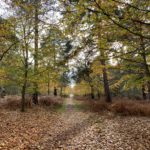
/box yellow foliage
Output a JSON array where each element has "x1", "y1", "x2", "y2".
[
  {"x1": 91, "y1": 60, "x2": 103, "y2": 75},
  {"x1": 73, "y1": 80, "x2": 91, "y2": 95},
  {"x1": 0, "y1": 68, "x2": 7, "y2": 85}
]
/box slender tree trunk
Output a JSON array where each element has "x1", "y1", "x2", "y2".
[
  {"x1": 90, "y1": 85, "x2": 95, "y2": 99},
  {"x1": 97, "y1": 90, "x2": 101, "y2": 99},
  {"x1": 54, "y1": 87, "x2": 57, "y2": 96},
  {"x1": 21, "y1": 25, "x2": 29, "y2": 112},
  {"x1": 47, "y1": 81, "x2": 50, "y2": 95},
  {"x1": 140, "y1": 36, "x2": 150, "y2": 100},
  {"x1": 147, "y1": 83, "x2": 150, "y2": 100},
  {"x1": 141, "y1": 52, "x2": 150, "y2": 100},
  {"x1": 21, "y1": 55, "x2": 28, "y2": 112},
  {"x1": 100, "y1": 59, "x2": 112, "y2": 103},
  {"x1": 47, "y1": 71, "x2": 50, "y2": 95},
  {"x1": 21, "y1": 85, "x2": 25, "y2": 112},
  {"x1": 21, "y1": 73, "x2": 27, "y2": 112},
  {"x1": 98, "y1": 17, "x2": 112, "y2": 103},
  {"x1": 142, "y1": 85, "x2": 146, "y2": 100},
  {"x1": 32, "y1": 3, "x2": 39, "y2": 104}
]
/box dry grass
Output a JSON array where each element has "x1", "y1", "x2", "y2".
[
  {"x1": 0, "y1": 96, "x2": 32, "y2": 110},
  {"x1": 0, "y1": 95, "x2": 63, "y2": 111},
  {"x1": 110, "y1": 100, "x2": 150, "y2": 117},
  {"x1": 77, "y1": 97, "x2": 150, "y2": 117},
  {"x1": 1, "y1": 95, "x2": 150, "y2": 116},
  {"x1": 39, "y1": 96, "x2": 63, "y2": 108},
  {"x1": 86, "y1": 100, "x2": 108, "y2": 112}
]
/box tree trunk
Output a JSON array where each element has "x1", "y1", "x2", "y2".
[
  {"x1": 47, "y1": 71, "x2": 50, "y2": 95},
  {"x1": 21, "y1": 59, "x2": 28, "y2": 112},
  {"x1": 90, "y1": 85, "x2": 95, "y2": 99},
  {"x1": 32, "y1": 92, "x2": 38, "y2": 104},
  {"x1": 142, "y1": 85, "x2": 146, "y2": 100},
  {"x1": 54, "y1": 87, "x2": 57, "y2": 96},
  {"x1": 32, "y1": 3, "x2": 39, "y2": 104},
  {"x1": 21, "y1": 84, "x2": 26, "y2": 112},
  {"x1": 21, "y1": 24, "x2": 29, "y2": 112},
  {"x1": 47, "y1": 82, "x2": 50, "y2": 95},
  {"x1": 141, "y1": 52, "x2": 150, "y2": 100},
  {"x1": 21, "y1": 53, "x2": 28, "y2": 112},
  {"x1": 140, "y1": 36, "x2": 150, "y2": 100},
  {"x1": 97, "y1": 90, "x2": 101, "y2": 99},
  {"x1": 147, "y1": 82, "x2": 150, "y2": 100},
  {"x1": 101, "y1": 59, "x2": 112, "y2": 103},
  {"x1": 98, "y1": 20, "x2": 112, "y2": 103}
]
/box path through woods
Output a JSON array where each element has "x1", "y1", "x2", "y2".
[{"x1": 0, "y1": 98, "x2": 150, "y2": 149}]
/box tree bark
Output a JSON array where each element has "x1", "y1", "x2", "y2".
[
  {"x1": 100, "y1": 59, "x2": 112, "y2": 103},
  {"x1": 97, "y1": 90, "x2": 101, "y2": 99},
  {"x1": 54, "y1": 87, "x2": 57, "y2": 96},
  {"x1": 98, "y1": 16, "x2": 112, "y2": 103},
  {"x1": 21, "y1": 25, "x2": 29, "y2": 112},
  {"x1": 47, "y1": 82, "x2": 50, "y2": 95},
  {"x1": 47, "y1": 71, "x2": 50, "y2": 95},
  {"x1": 141, "y1": 52, "x2": 150, "y2": 100},
  {"x1": 140, "y1": 36, "x2": 150, "y2": 100},
  {"x1": 21, "y1": 55, "x2": 28, "y2": 112},
  {"x1": 32, "y1": 3, "x2": 39, "y2": 104},
  {"x1": 21, "y1": 82, "x2": 26, "y2": 112},
  {"x1": 90, "y1": 85, "x2": 95, "y2": 99},
  {"x1": 142, "y1": 85, "x2": 146, "y2": 100}
]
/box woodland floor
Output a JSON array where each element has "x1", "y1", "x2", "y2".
[{"x1": 0, "y1": 98, "x2": 150, "y2": 150}]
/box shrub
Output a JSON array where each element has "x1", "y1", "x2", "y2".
[
  {"x1": 89, "y1": 101, "x2": 108, "y2": 112},
  {"x1": 110, "y1": 100, "x2": 150, "y2": 117},
  {"x1": 79, "y1": 97, "x2": 150, "y2": 117},
  {"x1": 39, "y1": 96, "x2": 63, "y2": 108},
  {"x1": 1, "y1": 96, "x2": 32, "y2": 110},
  {"x1": 0, "y1": 96, "x2": 63, "y2": 110},
  {"x1": 77, "y1": 99, "x2": 109, "y2": 112}
]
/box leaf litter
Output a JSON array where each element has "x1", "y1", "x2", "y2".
[{"x1": 0, "y1": 98, "x2": 150, "y2": 150}]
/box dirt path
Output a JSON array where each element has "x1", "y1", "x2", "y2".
[
  {"x1": 32, "y1": 98, "x2": 150, "y2": 150},
  {"x1": 39, "y1": 98, "x2": 97, "y2": 149},
  {"x1": 0, "y1": 98, "x2": 150, "y2": 150}
]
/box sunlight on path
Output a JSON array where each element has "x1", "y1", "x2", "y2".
[
  {"x1": 65, "y1": 98, "x2": 74, "y2": 107},
  {"x1": 64, "y1": 97, "x2": 75, "y2": 111}
]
